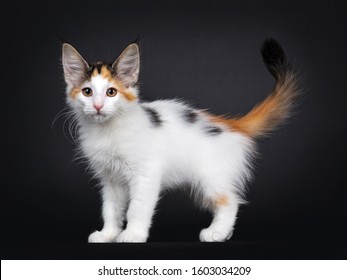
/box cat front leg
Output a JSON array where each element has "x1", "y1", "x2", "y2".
[
  {"x1": 88, "y1": 181, "x2": 127, "y2": 243},
  {"x1": 116, "y1": 174, "x2": 161, "y2": 243}
]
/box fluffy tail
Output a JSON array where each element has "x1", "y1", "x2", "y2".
[{"x1": 210, "y1": 38, "x2": 301, "y2": 138}]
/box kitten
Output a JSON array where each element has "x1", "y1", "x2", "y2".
[{"x1": 61, "y1": 38, "x2": 300, "y2": 242}]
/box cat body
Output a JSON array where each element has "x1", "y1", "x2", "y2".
[{"x1": 61, "y1": 39, "x2": 299, "y2": 242}]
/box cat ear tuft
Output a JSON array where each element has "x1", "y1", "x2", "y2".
[
  {"x1": 62, "y1": 43, "x2": 89, "y2": 87},
  {"x1": 112, "y1": 43, "x2": 140, "y2": 87}
]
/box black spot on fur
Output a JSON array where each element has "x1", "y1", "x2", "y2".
[
  {"x1": 143, "y1": 106, "x2": 162, "y2": 127},
  {"x1": 183, "y1": 109, "x2": 198, "y2": 123},
  {"x1": 86, "y1": 62, "x2": 114, "y2": 78},
  {"x1": 206, "y1": 126, "x2": 223, "y2": 136},
  {"x1": 95, "y1": 62, "x2": 103, "y2": 73},
  {"x1": 87, "y1": 65, "x2": 95, "y2": 77}
]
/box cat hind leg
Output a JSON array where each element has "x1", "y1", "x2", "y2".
[{"x1": 199, "y1": 188, "x2": 240, "y2": 242}]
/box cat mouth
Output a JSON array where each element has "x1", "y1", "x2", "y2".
[
  {"x1": 92, "y1": 112, "x2": 111, "y2": 122},
  {"x1": 92, "y1": 110, "x2": 106, "y2": 116},
  {"x1": 93, "y1": 114, "x2": 106, "y2": 121},
  {"x1": 83, "y1": 109, "x2": 111, "y2": 122}
]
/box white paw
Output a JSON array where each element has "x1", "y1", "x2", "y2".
[
  {"x1": 199, "y1": 228, "x2": 233, "y2": 242},
  {"x1": 88, "y1": 230, "x2": 119, "y2": 243},
  {"x1": 116, "y1": 229, "x2": 148, "y2": 243}
]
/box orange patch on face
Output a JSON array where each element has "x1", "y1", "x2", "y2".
[
  {"x1": 69, "y1": 87, "x2": 81, "y2": 99},
  {"x1": 119, "y1": 91, "x2": 137, "y2": 101},
  {"x1": 100, "y1": 65, "x2": 113, "y2": 81},
  {"x1": 215, "y1": 195, "x2": 229, "y2": 207},
  {"x1": 92, "y1": 67, "x2": 99, "y2": 77},
  {"x1": 111, "y1": 79, "x2": 137, "y2": 101}
]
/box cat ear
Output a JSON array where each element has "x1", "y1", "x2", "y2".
[
  {"x1": 62, "y1": 43, "x2": 89, "y2": 87},
  {"x1": 112, "y1": 43, "x2": 140, "y2": 87}
]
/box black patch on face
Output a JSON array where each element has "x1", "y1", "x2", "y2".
[
  {"x1": 86, "y1": 62, "x2": 114, "y2": 78},
  {"x1": 95, "y1": 62, "x2": 103, "y2": 74},
  {"x1": 206, "y1": 126, "x2": 223, "y2": 136},
  {"x1": 183, "y1": 109, "x2": 198, "y2": 123},
  {"x1": 143, "y1": 106, "x2": 163, "y2": 127}
]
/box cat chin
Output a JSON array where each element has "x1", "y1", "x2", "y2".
[{"x1": 88, "y1": 113, "x2": 112, "y2": 123}]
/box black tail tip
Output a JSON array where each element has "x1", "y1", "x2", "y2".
[{"x1": 261, "y1": 38, "x2": 288, "y2": 77}]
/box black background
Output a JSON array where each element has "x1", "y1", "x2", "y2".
[{"x1": 5, "y1": 0, "x2": 347, "y2": 259}]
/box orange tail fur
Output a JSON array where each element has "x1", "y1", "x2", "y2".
[{"x1": 210, "y1": 39, "x2": 301, "y2": 138}]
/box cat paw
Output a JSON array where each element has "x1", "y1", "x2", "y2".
[
  {"x1": 199, "y1": 228, "x2": 232, "y2": 242},
  {"x1": 88, "y1": 230, "x2": 119, "y2": 243},
  {"x1": 116, "y1": 229, "x2": 148, "y2": 243}
]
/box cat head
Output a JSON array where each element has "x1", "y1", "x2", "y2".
[{"x1": 62, "y1": 42, "x2": 140, "y2": 123}]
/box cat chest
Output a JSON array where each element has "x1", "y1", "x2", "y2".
[{"x1": 80, "y1": 135, "x2": 132, "y2": 176}]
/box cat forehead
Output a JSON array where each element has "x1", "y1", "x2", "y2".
[
  {"x1": 86, "y1": 62, "x2": 118, "y2": 91},
  {"x1": 87, "y1": 62, "x2": 114, "y2": 81},
  {"x1": 85, "y1": 63, "x2": 127, "y2": 92},
  {"x1": 89, "y1": 74, "x2": 111, "y2": 92}
]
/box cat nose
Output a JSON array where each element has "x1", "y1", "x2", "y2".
[{"x1": 94, "y1": 104, "x2": 103, "y2": 112}]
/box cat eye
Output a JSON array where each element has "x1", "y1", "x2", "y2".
[
  {"x1": 82, "y1": 87, "x2": 93, "y2": 97},
  {"x1": 106, "y1": 87, "x2": 117, "y2": 97}
]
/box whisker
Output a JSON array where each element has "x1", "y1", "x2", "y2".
[
  {"x1": 62, "y1": 111, "x2": 78, "y2": 144},
  {"x1": 51, "y1": 107, "x2": 70, "y2": 131}
]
